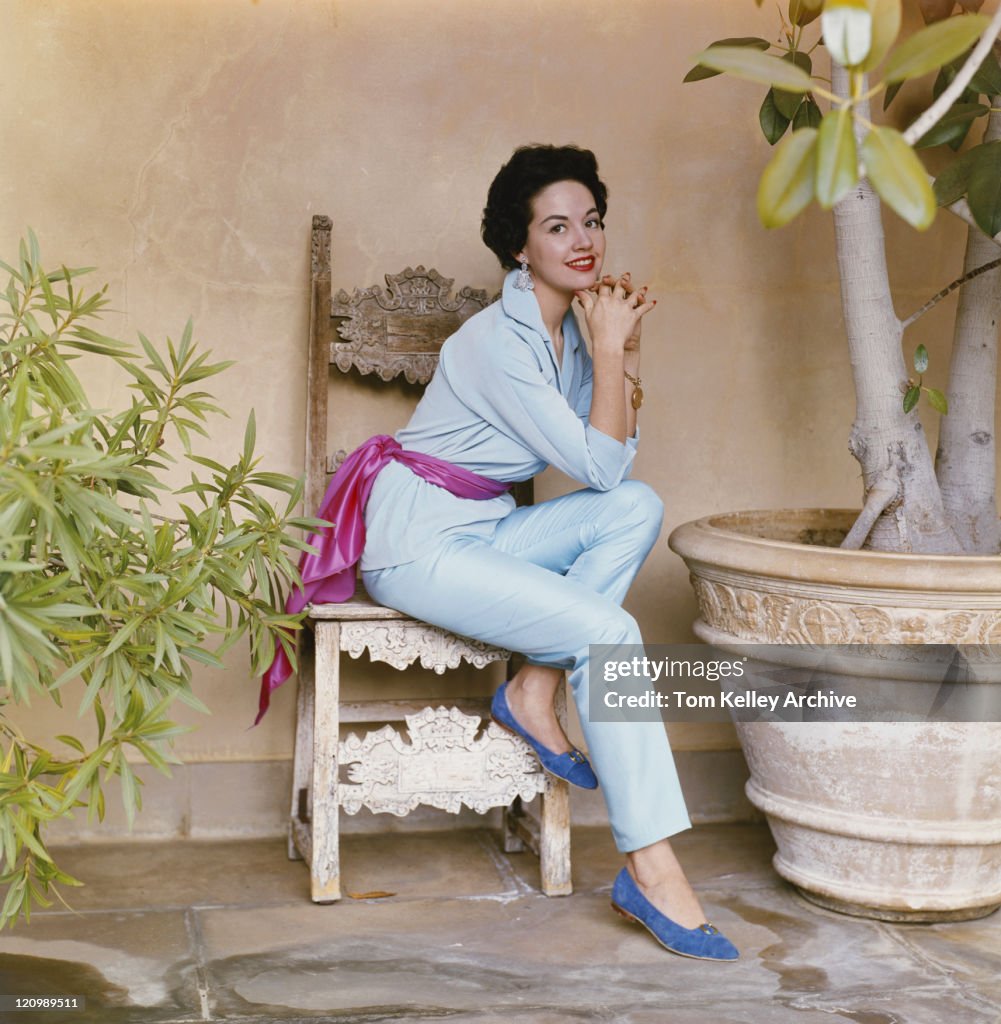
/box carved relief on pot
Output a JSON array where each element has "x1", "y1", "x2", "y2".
[{"x1": 690, "y1": 574, "x2": 1001, "y2": 646}]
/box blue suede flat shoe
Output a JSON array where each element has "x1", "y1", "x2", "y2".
[
  {"x1": 490, "y1": 682, "x2": 598, "y2": 789},
  {"x1": 611, "y1": 867, "x2": 739, "y2": 961}
]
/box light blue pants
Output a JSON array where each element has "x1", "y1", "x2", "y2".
[{"x1": 362, "y1": 480, "x2": 691, "y2": 852}]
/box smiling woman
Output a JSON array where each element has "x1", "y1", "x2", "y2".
[{"x1": 266, "y1": 144, "x2": 739, "y2": 962}]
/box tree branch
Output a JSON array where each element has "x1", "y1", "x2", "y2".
[
  {"x1": 841, "y1": 475, "x2": 900, "y2": 550},
  {"x1": 901, "y1": 254, "x2": 1001, "y2": 329},
  {"x1": 902, "y1": 8, "x2": 1001, "y2": 145}
]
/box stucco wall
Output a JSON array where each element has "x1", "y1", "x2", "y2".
[{"x1": 3, "y1": 0, "x2": 985, "y2": 837}]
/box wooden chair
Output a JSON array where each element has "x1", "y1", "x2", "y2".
[{"x1": 287, "y1": 215, "x2": 573, "y2": 902}]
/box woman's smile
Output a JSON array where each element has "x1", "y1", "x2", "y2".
[{"x1": 566, "y1": 255, "x2": 597, "y2": 272}]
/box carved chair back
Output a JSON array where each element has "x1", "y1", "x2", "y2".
[{"x1": 306, "y1": 215, "x2": 532, "y2": 525}]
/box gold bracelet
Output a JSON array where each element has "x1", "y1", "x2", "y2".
[{"x1": 624, "y1": 370, "x2": 643, "y2": 410}]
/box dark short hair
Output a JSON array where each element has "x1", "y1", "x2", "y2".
[{"x1": 481, "y1": 145, "x2": 608, "y2": 270}]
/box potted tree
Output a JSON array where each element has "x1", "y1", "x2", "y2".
[
  {"x1": 0, "y1": 236, "x2": 318, "y2": 928},
  {"x1": 668, "y1": 0, "x2": 1001, "y2": 920}
]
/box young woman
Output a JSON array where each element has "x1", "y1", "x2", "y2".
[{"x1": 267, "y1": 145, "x2": 738, "y2": 961}]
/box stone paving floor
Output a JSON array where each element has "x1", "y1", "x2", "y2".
[{"x1": 0, "y1": 823, "x2": 999, "y2": 1023}]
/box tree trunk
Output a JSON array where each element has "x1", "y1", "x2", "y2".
[
  {"x1": 935, "y1": 100, "x2": 1001, "y2": 554},
  {"x1": 832, "y1": 66, "x2": 962, "y2": 554}
]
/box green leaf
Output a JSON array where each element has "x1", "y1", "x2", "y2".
[
  {"x1": 933, "y1": 145, "x2": 981, "y2": 205},
  {"x1": 119, "y1": 759, "x2": 139, "y2": 827},
  {"x1": 861, "y1": 126, "x2": 937, "y2": 229},
  {"x1": 915, "y1": 102, "x2": 989, "y2": 149},
  {"x1": 55, "y1": 735, "x2": 87, "y2": 754},
  {"x1": 859, "y1": 0, "x2": 903, "y2": 71},
  {"x1": 243, "y1": 410, "x2": 256, "y2": 465},
  {"x1": 883, "y1": 79, "x2": 904, "y2": 110},
  {"x1": 774, "y1": 52, "x2": 812, "y2": 120},
  {"x1": 967, "y1": 141, "x2": 1001, "y2": 239},
  {"x1": 760, "y1": 90, "x2": 792, "y2": 145},
  {"x1": 903, "y1": 385, "x2": 921, "y2": 412},
  {"x1": 883, "y1": 14, "x2": 991, "y2": 83},
  {"x1": 793, "y1": 97, "x2": 823, "y2": 131},
  {"x1": 914, "y1": 343, "x2": 929, "y2": 373},
  {"x1": 693, "y1": 46, "x2": 814, "y2": 92},
  {"x1": 789, "y1": 0, "x2": 823, "y2": 27},
  {"x1": 11, "y1": 815, "x2": 51, "y2": 863},
  {"x1": 926, "y1": 387, "x2": 949, "y2": 414},
  {"x1": 772, "y1": 89, "x2": 803, "y2": 123},
  {"x1": 683, "y1": 37, "x2": 771, "y2": 82},
  {"x1": 946, "y1": 124, "x2": 973, "y2": 151},
  {"x1": 815, "y1": 106, "x2": 859, "y2": 209},
  {"x1": 968, "y1": 49, "x2": 1001, "y2": 96},
  {"x1": 757, "y1": 127, "x2": 819, "y2": 228}
]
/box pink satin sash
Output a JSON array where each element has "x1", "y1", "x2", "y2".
[{"x1": 256, "y1": 435, "x2": 510, "y2": 723}]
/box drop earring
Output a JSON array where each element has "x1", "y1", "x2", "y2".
[{"x1": 514, "y1": 260, "x2": 534, "y2": 292}]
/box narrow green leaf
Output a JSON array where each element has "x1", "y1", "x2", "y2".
[
  {"x1": 243, "y1": 410, "x2": 256, "y2": 465},
  {"x1": 693, "y1": 46, "x2": 814, "y2": 92},
  {"x1": 138, "y1": 332, "x2": 169, "y2": 378},
  {"x1": 10, "y1": 815, "x2": 52, "y2": 863},
  {"x1": 760, "y1": 90, "x2": 792, "y2": 145},
  {"x1": 926, "y1": 387, "x2": 949, "y2": 414},
  {"x1": 54, "y1": 740, "x2": 85, "y2": 765},
  {"x1": 757, "y1": 128, "x2": 819, "y2": 228},
  {"x1": 861, "y1": 126, "x2": 937, "y2": 229},
  {"x1": 933, "y1": 145, "x2": 981, "y2": 206},
  {"x1": 815, "y1": 106, "x2": 859, "y2": 209},
  {"x1": 903, "y1": 385, "x2": 921, "y2": 412},
  {"x1": 119, "y1": 760, "x2": 138, "y2": 827},
  {"x1": 883, "y1": 14, "x2": 991, "y2": 83},
  {"x1": 914, "y1": 344, "x2": 929, "y2": 373},
  {"x1": 967, "y1": 141, "x2": 1001, "y2": 239},
  {"x1": 683, "y1": 37, "x2": 771, "y2": 81}
]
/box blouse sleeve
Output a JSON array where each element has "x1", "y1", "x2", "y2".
[
  {"x1": 572, "y1": 340, "x2": 641, "y2": 459},
  {"x1": 443, "y1": 326, "x2": 635, "y2": 491}
]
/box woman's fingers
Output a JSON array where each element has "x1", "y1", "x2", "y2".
[
  {"x1": 634, "y1": 296, "x2": 657, "y2": 320},
  {"x1": 602, "y1": 273, "x2": 651, "y2": 304}
]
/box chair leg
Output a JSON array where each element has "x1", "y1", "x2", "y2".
[
  {"x1": 539, "y1": 777, "x2": 572, "y2": 896},
  {"x1": 540, "y1": 678, "x2": 572, "y2": 895},
  {"x1": 288, "y1": 624, "x2": 316, "y2": 861},
  {"x1": 502, "y1": 796, "x2": 527, "y2": 853},
  {"x1": 310, "y1": 620, "x2": 342, "y2": 902}
]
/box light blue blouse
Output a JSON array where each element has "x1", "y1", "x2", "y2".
[{"x1": 360, "y1": 268, "x2": 639, "y2": 571}]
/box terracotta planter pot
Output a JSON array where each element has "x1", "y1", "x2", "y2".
[{"x1": 668, "y1": 509, "x2": 1001, "y2": 922}]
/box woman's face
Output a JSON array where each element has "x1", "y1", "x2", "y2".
[{"x1": 516, "y1": 180, "x2": 605, "y2": 297}]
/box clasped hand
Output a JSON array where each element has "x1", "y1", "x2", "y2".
[{"x1": 575, "y1": 273, "x2": 656, "y2": 353}]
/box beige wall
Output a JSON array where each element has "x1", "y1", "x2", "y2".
[{"x1": 3, "y1": 0, "x2": 986, "y2": 834}]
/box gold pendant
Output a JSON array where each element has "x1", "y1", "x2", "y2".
[{"x1": 631, "y1": 385, "x2": 644, "y2": 410}]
